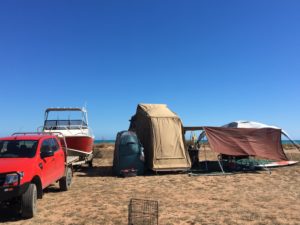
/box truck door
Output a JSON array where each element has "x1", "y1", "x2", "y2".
[
  {"x1": 39, "y1": 139, "x2": 56, "y2": 188},
  {"x1": 50, "y1": 138, "x2": 65, "y2": 180}
]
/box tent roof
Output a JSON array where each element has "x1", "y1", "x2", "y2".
[
  {"x1": 137, "y1": 104, "x2": 178, "y2": 118},
  {"x1": 222, "y1": 120, "x2": 291, "y2": 136},
  {"x1": 223, "y1": 120, "x2": 281, "y2": 129}
]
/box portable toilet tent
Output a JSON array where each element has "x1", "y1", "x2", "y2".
[
  {"x1": 129, "y1": 104, "x2": 191, "y2": 171},
  {"x1": 112, "y1": 131, "x2": 145, "y2": 176}
]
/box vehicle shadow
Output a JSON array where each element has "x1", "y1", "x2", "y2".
[
  {"x1": 0, "y1": 205, "x2": 23, "y2": 222},
  {"x1": 75, "y1": 165, "x2": 176, "y2": 177},
  {"x1": 76, "y1": 165, "x2": 113, "y2": 177},
  {"x1": 43, "y1": 184, "x2": 61, "y2": 193}
]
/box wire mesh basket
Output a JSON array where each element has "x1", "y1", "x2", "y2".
[{"x1": 128, "y1": 198, "x2": 159, "y2": 225}]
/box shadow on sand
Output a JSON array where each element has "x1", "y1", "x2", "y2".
[
  {"x1": 188, "y1": 160, "x2": 262, "y2": 175},
  {"x1": 76, "y1": 165, "x2": 113, "y2": 177},
  {"x1": 75, "y1": 160, "x2": 264, "y2": 178},
  {"x1": 76, "y1": 165, "x2": 157, "y2": 178},
  {"x1": 0, "y1": 185, "x2": 62, "y2": 222},
  {"x1": 43, "y1": 185, "x2": 62, "y2": 193},
  {"x1": 0, "y1": 204, "x2": 24, "y2": 222}
]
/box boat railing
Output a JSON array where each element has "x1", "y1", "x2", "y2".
[
  {"x1": 43, "y1": 125, "x2": 88, "y2": 130},
  {"x1": 41, "y1": 125, "x2": 92, "y2": 137}
]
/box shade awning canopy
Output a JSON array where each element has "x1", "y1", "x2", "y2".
[
  {"x1": 204, "y1": 127, "x2": 288, "y2": 161},
  {"x1": 222, "y1": 121, "x2": 300, "y2": 149}
]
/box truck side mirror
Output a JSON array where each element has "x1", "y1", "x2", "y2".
[{"x1": 40, "y1": 149, "x2": 54, "y2": 158}]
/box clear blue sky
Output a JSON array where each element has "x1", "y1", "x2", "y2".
[{"x1": 0, "y1": 1, "x2": 299, "y2": 139}]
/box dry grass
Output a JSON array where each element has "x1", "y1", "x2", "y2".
[{"x1": 1, "y1": 144, "x2": 300, "y2": 225}]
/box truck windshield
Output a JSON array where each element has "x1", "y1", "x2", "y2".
[{"x1": 0, "y1": 140, "x2": 38, "y2": 158}]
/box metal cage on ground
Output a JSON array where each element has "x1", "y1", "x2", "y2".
[{"x1": 128, "y1": 198, "x2": 158, "y2": 225}]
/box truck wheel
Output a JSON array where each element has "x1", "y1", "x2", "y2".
[
  {"x1": 59, "y1": 167, "x2": 72, "y2": 191},
  {"x1": 21, "y1": 183, "x2": 37, "y2": 218}
]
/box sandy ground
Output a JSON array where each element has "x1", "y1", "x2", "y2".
[{"x1": 1, "y1": 144, "x2": 300, "y2": 225}]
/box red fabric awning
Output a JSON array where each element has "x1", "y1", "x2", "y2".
[{"x1": 204, "y1": 127, "x2": 287, "y2": 161}]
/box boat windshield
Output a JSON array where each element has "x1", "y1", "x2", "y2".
[
  {"x1": 44, "y1": 120, "x2": 88, "y2": 130},
  {"x1": 44, "y1": 110, "x2": 88, "y2": 130},
  {"x1": 0, "y1": 140, "x2": 38, "y2": 158}
]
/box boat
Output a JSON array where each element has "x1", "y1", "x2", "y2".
[
  {"x1": 255, "y1": 160, "x2": 298, "y2": 168},
  {"x1": 42, "y1": 107, "x2": 94, "y2": 164}
]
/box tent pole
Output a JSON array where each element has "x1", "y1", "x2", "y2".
[
  {"x1": 282, "y1": 133, "x2": 300, "y2": 151},
  {"x1": 217, "y1": 155, "x2": 226, "y2": 174},
  {"x1": 198, "y1": 133, "x2": 208, "y2": 171},
  {"x1": 262, "y1": 164, "x2": 272, "y2": 175},
  {"x1": 201, "y1": 131, "x2": 225, "y2": 174},
  {"x1": 204, "y1": 140, "x2": 208, "y2": 171}
]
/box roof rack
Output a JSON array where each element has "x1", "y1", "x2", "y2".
[
  {"x1": 11, "y1": 132, "x2": 65, "y2": 137},
  {"x1": 11, "y1": 132, "x2": 69, "y2": 153}
]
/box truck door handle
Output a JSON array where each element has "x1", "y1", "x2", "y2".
[{"x1": 39, "y1": 163, "x2": 43, "y2": 169}]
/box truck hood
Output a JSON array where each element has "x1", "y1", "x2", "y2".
[{"x1": 0, "y1": 158, "x2": 34, "y2": 173}]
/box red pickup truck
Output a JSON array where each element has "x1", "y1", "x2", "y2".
[{"x1": 0, "y1": 133, "x2": 72, "y2": 218}]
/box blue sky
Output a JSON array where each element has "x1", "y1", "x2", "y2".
[{"x1": 0, "y1": 1, "x2": 299, "y2": 139}]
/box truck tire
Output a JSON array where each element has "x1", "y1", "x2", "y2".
[
  {"x1": 59, "y1": 167, "x2": 72, "y2": 191},
  {"x1": 21, "y1": 183, "x2": 37, "y2": 218}
]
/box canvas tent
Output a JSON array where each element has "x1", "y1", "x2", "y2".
[{"x1": 129, "y1": 104, "x2": 191, "y2": 171}]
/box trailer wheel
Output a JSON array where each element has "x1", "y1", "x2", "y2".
[
  {"x1": 59, "y1": 167, "x2": 72, "y2": 191},
  {"x1": 21, "y1": 183, "x2": 37, "y2": 218}
]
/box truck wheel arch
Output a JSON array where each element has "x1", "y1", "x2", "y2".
[{"x1": 31, "y1": 176, "x2": 43, "y2": 199}]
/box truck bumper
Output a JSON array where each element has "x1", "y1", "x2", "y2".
[{"x1": 0, "y1": 183, "x2": 30, "y2": 202}]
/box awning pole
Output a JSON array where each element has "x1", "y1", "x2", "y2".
[
  {"x1": 204, "y1": 139, "x2": 208, "y2": 171},
  {"x1": 217, "y1": 154, "x2": 226, "y2": 174},
  {"x1": 282, "y1": 133, "x2": 300, "y2": 151},
  {"x1": 262, "y1": 163, "x2": 272, "y2": 175}
]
